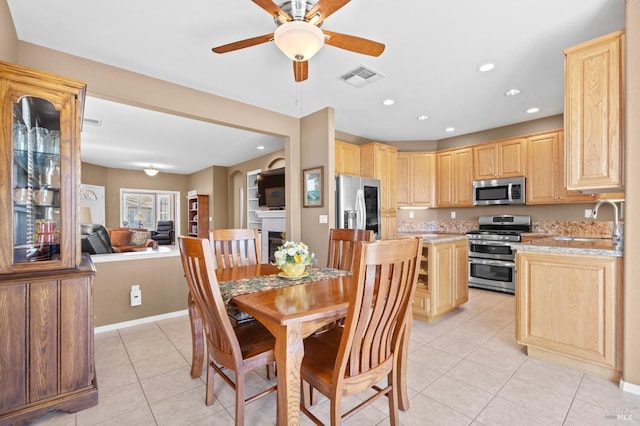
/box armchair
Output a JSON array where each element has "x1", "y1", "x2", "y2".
[
  {"x1": 80, "y1": 224, "x2": 115, "y2": 254},
  {"x1": 151, "y1": 220, "x2": 175, "y2": 245}
]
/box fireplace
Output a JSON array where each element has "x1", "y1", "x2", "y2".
[
  {"x1": 268, "y1": 231, "x2": 284, "y2": 263},
  {"x1": 256, "y1": 210, "x2": 285, "y2": 262}
]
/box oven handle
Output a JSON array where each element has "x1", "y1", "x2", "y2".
[
  {"x1": 468, "y1": 258, "x2": 514, "y2": 268},
  {"x1": 468, "y1": 240, "x2": 513, "y2": 247}
]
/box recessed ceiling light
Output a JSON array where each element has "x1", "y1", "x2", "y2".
[
  {"x1": 526, "y1": 107, "x2": 540, "y2": 114},
  {"x1": 445, "y1": 127, "x2": 455, "y2": 132},
  {"x1": 382, "y1": 99, "x2": 395, "y2": 106},
  {"x1": 257, "y1": 145, "x2": 265, "y2": 150},
  {"x1": 505, "y1": 89, "x2": 521, "y2": 96},
  {"x1": 478, "y1": 63, "x2": 495, "y2": 72},
  {"x1": 417, "y1": 115, "x2": 429, "y2": 121}
]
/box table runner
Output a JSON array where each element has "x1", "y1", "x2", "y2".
[{"x1": 220, "y1": 266, "x2": 351, "y2": 305}]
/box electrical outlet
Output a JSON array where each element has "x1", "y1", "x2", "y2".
[
  {"x1": 585, "y1": 209, "x2": 592, "y2": 218},
  {"x1": 409, "y1": 210, "x2": 414, "y2": 219},
  {"x1": 130, "y1": 285, "x2": 142, "y2": 307},
  {"x1": 451, "y1": 211, "x2": 456, "y2": 219}
]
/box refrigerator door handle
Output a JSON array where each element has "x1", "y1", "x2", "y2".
[{"x1": 356, "y1": 189, "x2": 366, "y2": 229}]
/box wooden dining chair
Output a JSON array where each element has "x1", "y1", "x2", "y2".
[
  {"x1": 326, "y1": 228, "x2": 375, "y2": 271},
  {"x1": 178, "y1": 236, "x2": 276, "y2": 425},
  {"x1": 300, "y1": 237, "x2": 422, "y2": 426},
  {"x1": 210, "y1": 228, "x2": 261, "y2": 269}
]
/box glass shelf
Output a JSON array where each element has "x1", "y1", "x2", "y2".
[{"x1": 12, "y1": 96, "x2": 62, "y2": 263}]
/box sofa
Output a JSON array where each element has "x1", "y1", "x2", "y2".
[
  {"x1": 108, "y1": 228, "x2": 157, "y2": 252},
  {"x1": 80, "y1": 224, "x2": 156, "y2": 254}
]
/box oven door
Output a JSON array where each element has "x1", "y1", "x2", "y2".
[
  {"x1": 468, "y1": 240, "x2": 514, "y2": 261},
  {"x1": 468, "y1": 258, "x2": 515, "y2": 293}
]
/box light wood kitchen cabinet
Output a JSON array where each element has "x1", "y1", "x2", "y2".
[
  {"x1": 335, "y1": 140, "x2": 360, "y2": 176},
  {"x1": 516, "y1": 251, "x2": 622, "y2": 381},
  {"x1": 473, "y1": 137, "x2": 526, "y2": 180},
  {"x1": 526, "y1": 131, "x2": 595, "y2": 204},
  {"x1": 564, "y1": 30, "x2": 624, "y2": 192},
  {"x1": 413, "y1": 239, "x2": 468, "y2": 322},
  {"x1": 397, "y1": 152, "x2": 435, "y2": 207},
  {"x1": 0, "y1": 62, "x2": 97, "y2": 424},
  {"x1": 360, "y1": 142, "x2": 397, "y2": 239},
  {"x1": 435, "y1": 147, "x2": 473, "y2": 207}
]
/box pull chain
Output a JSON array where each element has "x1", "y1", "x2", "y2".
[{"x1": 295, "y1": 83, "x2": 304, "y2": 114}]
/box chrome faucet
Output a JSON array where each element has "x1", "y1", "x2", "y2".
[{"x1": 592, "y1": 200, "x2": 622, "y2": 243}]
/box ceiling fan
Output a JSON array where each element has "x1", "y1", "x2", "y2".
[{"x1": 212, "y1": 0, "x2": 385, "y2": 82}]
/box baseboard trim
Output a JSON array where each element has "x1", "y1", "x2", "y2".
[
  {"x1": 620, "y1": 379, "x2": 640, "y2": 396},
  {"x1": 94, "y1": 310, "x2": 189, "y2": 334}
]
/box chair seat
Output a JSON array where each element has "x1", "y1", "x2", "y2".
[
  {"x1": 301, "y1": 327, "x2": 343, "y2": 395},
  {"x1": 234, "y1": 320, "x2": 275, "y2": 361}
]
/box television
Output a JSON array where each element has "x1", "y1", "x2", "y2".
[{"x1": 257, "y1": 167, "x2": 285, "y2": 209}]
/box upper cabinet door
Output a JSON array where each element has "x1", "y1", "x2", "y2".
[
  {"x1": 0, "y1": 61, "x2": 86, "y2": 273},
  {"x1": 473, "y1": 138, "x2": 526, "y2": 180},
  {"x1": 564, "y1": 30, "x2": 624, "y2": 192}
]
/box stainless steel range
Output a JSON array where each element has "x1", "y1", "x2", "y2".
[{"x1": 466, "y1": 215, "x2": 531, "y2": 294}]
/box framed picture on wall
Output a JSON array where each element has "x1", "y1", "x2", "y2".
[{"x1": 302, "y1": 166, "x2": 323, "y2": 208}]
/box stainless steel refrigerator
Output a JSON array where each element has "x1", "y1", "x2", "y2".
[{"x1": 336, "y1": 174, "x2": 381, "y2": 239}]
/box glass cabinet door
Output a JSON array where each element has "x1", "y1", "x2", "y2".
[{"x1": 12, "y1": 97, "x2": 62, "y2": 264}]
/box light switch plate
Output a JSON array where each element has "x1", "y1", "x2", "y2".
[{"x1": 319, "y1": 215, "x2": 328, "y2": 224}]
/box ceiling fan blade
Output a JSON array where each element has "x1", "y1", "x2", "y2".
[
  {"x1": 323, "y1": 30, "x2": 385, "y2": 56},
  {"x1": 305, "y1": 0, "x2": 350, "y2": 25},
  {"x1": 212, "y1": 33, "x2": 274, "y2": 54},
  {"x1": 252, "y1": 0, "x2": 292, "y2": 23},
  {"x1": 293, "y1": 61, "x2": 308, "y2": 82}
]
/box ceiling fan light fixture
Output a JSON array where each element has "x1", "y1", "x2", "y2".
[
  {"x1": 274, "y1": 21, "x2": 324, "y2": 61},
  {"x1": 144, "y1": 165, "x2": 159, "y2": 176}
]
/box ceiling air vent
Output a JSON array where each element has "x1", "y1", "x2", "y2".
[
  {"x1": 83, "y1": 117, "x2": 102, "y2": 127},
  {"x1": 339, "y1": 65, "x2": 384, "y2": 88}
]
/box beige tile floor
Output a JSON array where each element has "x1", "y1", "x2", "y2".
[{"x1": 32, "y1": 288, "x2": 640, "y2": 425}]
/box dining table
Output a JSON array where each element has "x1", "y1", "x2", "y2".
[{"x1": 186, "y1": 263, "x2": 412, "y2": 426}]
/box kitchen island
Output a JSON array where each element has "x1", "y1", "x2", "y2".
[
  {"x1": 399, "y1": 233, "x2": 469, "y2": 322},
  {"x1": 512, "y1": 237, "x2": 623, "y2": 381}
]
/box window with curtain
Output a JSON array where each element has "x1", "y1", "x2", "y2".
[{"x1": 120, "y1": 189, "x2": 179, "y2": 230}]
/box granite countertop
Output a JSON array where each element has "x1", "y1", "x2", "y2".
[
  {"x1": 397, "y1": 232, "x2": 468, "y2": 243},
  {"x1": 512, "y1": 236, "x2": 623, "y2": 257}
]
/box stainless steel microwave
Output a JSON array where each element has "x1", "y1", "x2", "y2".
[{"x1": 473, "y1": 177, "x2": 525, "y2": 206}]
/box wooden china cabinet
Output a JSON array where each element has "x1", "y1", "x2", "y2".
[{"x1": 0, "y1": 61, "x2": 98, "y2": 424}]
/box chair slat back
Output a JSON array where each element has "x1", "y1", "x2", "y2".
[
  {"x1": 178, "y1": 237, "x2": 241, "y2": 363},
  {"x1": 210, "y1": 228, "x2": 261, "y2": 269},
  {"x1": 337, "y1": 237, "x2": 421, "y2": 379},
  {"x1": 326, "y1": 228, "x2": 374, "y2": 272}
]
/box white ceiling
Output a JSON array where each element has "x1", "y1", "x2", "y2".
[{"x1": 7, "y1": 0, "x2": 625, "y2": 174}]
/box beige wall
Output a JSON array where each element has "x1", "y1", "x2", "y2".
[
  {"x1": 623, "y1": 0, "x2": 639, "y2": 388},
  {"x1": 0, "y1": 0, "x2": 17, "y2": 62},
  {"x1": 93, "y1": 255, "x2": 188, "y2": 327},
  {"x1": 300, "y1": 108, "x2": 334, "y2": 266},
  {"x1": 436, "y1": 115, "x2": 564, "y2": 150}
]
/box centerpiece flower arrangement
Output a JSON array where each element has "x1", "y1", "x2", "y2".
[{"x1": 273, "y1": 240, "x2": 315, "y2": 277}]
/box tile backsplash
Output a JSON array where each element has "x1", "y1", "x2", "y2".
[{"x1": 397, "y1": 219, "x2": 618, "y2": 237}]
